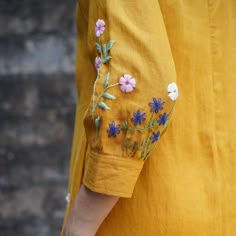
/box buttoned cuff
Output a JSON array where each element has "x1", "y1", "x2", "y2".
[{"x1": 83, "y1": 151, "x2": 144, "y2": 198}]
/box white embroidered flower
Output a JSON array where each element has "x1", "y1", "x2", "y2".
[
  {"x1": 167, "y1": 82, "x2": 179, "y2": 101},
  {"x1": 65, "y1": 193, "x2": 70, "y2": 203}
]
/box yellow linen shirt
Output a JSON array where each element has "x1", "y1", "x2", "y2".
[{"x1": 61, "y1": 0, "x2": 236, "y2": 235}]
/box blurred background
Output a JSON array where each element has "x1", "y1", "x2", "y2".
[{"x1": 0, "y1": 0, "x2": 77, "y2": 235}]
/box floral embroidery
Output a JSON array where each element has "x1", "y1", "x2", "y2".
[
  {"x1": 95, "y1": 56, "x2": 102, "y2": 71},
  {"x1": 92, "y1": 20, "x2": 116, "y2": 123},
  {"x1": 168, "y1": 82, "x2": 179, "y2": 101},
  {"x1": 91, "y1": 19, "x2": 179, "y2": 159},
  {"x1": 106, "y1": 82, "x2": 179, "y2": 160},
  {"x1": 158, "y1": 112, "x2": 168, "y2": 126},
  {"x1": 107, "y1": 121, "x2": 120, "y2": 137},
  {"x1": 119, "y1": 74, "x2": 136, "y2": 93},
  {"x1": 95, "y1": 19, "x2": 105, "y2": 37},
  {"x1": 131, "y1": 110, "x2": 146, "y2": 126},
  {"x1": 150, "y1": 131, "x2": 160, "y2": 143},
  {"x1": 91, "y1": 19, "x2": 136, "y2": 142},
  {"x1": 149, "y1": 98, "x2": 165, "y2": 113}
]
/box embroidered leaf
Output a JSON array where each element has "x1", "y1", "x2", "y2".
[
  {"x1": 94, "y1": 116, "x2": 101, "y2": 141},
  {"x1": 121, "y1": 122, "x2": 128, "y2": 134},
  {"x1": 98, "y1": 101, "x2": 110, "y2": 110},
  {"x1": 141, "y1": 140, "x2": 146, "y2": 147},
  {"x1": 103, "y1": 72, "x2": 110, "y2": 88},
  {"x1": 95, "y1": 116, "x2": 101, "y2": 129},
  {"x1": 107, "y1": 40, "x2": 116, "y2": 51},
  {"x1": 96, "y1": 43, "x2": 102, "y2": 54},
  {"x1": 102, "y1": 92, "x2": 116, "y2": 100},
  {"x1": 152, "y1": 119, "x2": 159, "y2": 129},
  {"x1": 102, "y1": 44, "x2": 108, "y2": 58},
  {"x1": 103, "y1": 56, "x2": 112, "y2": 64},
  {"x1": 122, "y1": 121, "x2": 128, "y2": 129}
]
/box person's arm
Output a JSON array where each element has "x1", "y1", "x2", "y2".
[{"x1": 64, "y1": 185, "x2": 119, "y2": 236}]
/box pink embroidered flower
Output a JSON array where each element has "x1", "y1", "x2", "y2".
[
  {"x1": 95, "y1": 56, "x2": 102, "y2": 71},
  {"x1": 119, "y1": 74, "x2": 136, "y2": 93},
  {"x1": 95, "y1": 19, "x2": 105, "y2": 38}
]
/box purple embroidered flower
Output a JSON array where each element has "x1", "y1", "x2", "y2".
[
  {"x1": 119, "y1": 74, "x2": 136, "y2": 93},
  {"x1": 131, "y1": 110, "x2": 146, "y2": 126},
  {"x1": 95, "y1": 56, "x2": 102, "y2": 71},
  {"x1": 95, "y1": 19, "x2": 105, "y2": 38},
  {"x1": 149, "y1": 98, "x2": 165, "y2": 113},
  {"x1": 107, "y1": 121, "x2": 120, "y2": 137},
  {"x1": 150, "y1": 131, "x2": 160, "y2": 143},
  {"x1": 158, "y1": 113, "x2": 168, "y2": 126}
]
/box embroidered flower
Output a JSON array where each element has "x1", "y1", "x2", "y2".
[
  {"x1": 149, "y1": 98, "x2": 165, "y2": 113},
  {"x1": 95, "y1": 56, "x2": 102, "y2": 71},
  {"x1": 159, "y1": 113, "x2": 168, "y2": 126},
  {"x1": 107, "y1": 121, "x2": 120, "y2": 137},
  {"x1": 168, "y1": 82, "x2": 179, "y2": 101},
  {"x1": 119, "y1": 74, "x2": 136, "y2": 93},
  {"x1": 150, "y1": 131, "x2": 160, "y2": 143},
  {"x1": 95, "y1": 19, "x2": 105, "y2": 38},
  {"x1": 131, "y1": 110, "x2": 146, "y2": 126},
  {"x1": 65, "y1": 193, "x2": 70, "y2": 203}
]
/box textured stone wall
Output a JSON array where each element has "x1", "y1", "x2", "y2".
[{"x1": 0, "y1": 0, "x2": 77, "y2": 235}]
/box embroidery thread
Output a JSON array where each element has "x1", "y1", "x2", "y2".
[
  {"x1": 91, "y1": 19, "x2": 179, "y2": 160},
  {"x1": 107, "y1": 83, "x2": 178, "y2": 160},
  {"x1": 92, "y1": 19, "x2": 136, "y2": 141}
]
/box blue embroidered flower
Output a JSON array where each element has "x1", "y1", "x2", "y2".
[
  {"x1": 150, "y1": 131, "x2": 160, "y2": 143},
  {"x1": 149, "y1": 98, "x2": 165, "y2": 113},
  {"x1": 107, "y1": 121, "x2": 120, "y2": 137},
  {"x1": 158, "y1": 113, "x2": 168, "y2": 126},
  {"x1": 131, "y1": 110, "x2": 146, "y2": 126}
]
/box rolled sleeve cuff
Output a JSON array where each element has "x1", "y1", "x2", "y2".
[{"x1": 83, "y1": 151, "x2": 144, "y2": 198}]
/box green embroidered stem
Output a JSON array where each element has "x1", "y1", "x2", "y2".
[
  {"x1": 92, "y1": 38, "x2": 116, "y2": 120},
  {"x1": 99, "y1": 38, "x2": 103, "y2": 57},
  {"x1": 168, "y1": 100, "x2": 176, "y2": 117},
  {"x1": 102, "y1": 83, "x2": 119, "y2": 94},
  {"x1": 141, "y1": 137, "x2": 151, "y2": 159},
  {"x1": 122, "y1": 112, "x2": 158, "y2": 134},
  {"x1": 93, "y1": 82, "x2": 119, "y2": 114},
  {"x1": 123, "y1": 123, "x2": 156, "y2": 133},
  {"x1": 128, "y1": 141, "x2": 139, "y2": 157},
  {"x1": 126, "y1": 129, "x2": 136, "y2": 156},
  {"x1": 142, "y1": 126, "x2": 165, "y2": 160},
  {"x1": 92, "y1": 74, "x2": 100, "y2": 120}
]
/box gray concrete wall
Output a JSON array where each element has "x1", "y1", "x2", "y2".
[{"x1": 0, "y1": 1, "x2": 77, "y2": 235}]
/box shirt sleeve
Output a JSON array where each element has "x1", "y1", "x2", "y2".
[{"x1": 82, "y1": 0, "x2": 178, "y2": 198}]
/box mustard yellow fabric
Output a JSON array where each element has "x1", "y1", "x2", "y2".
[{"x1": 61, "y1": 0, "x2": 236, "y2": 235}]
